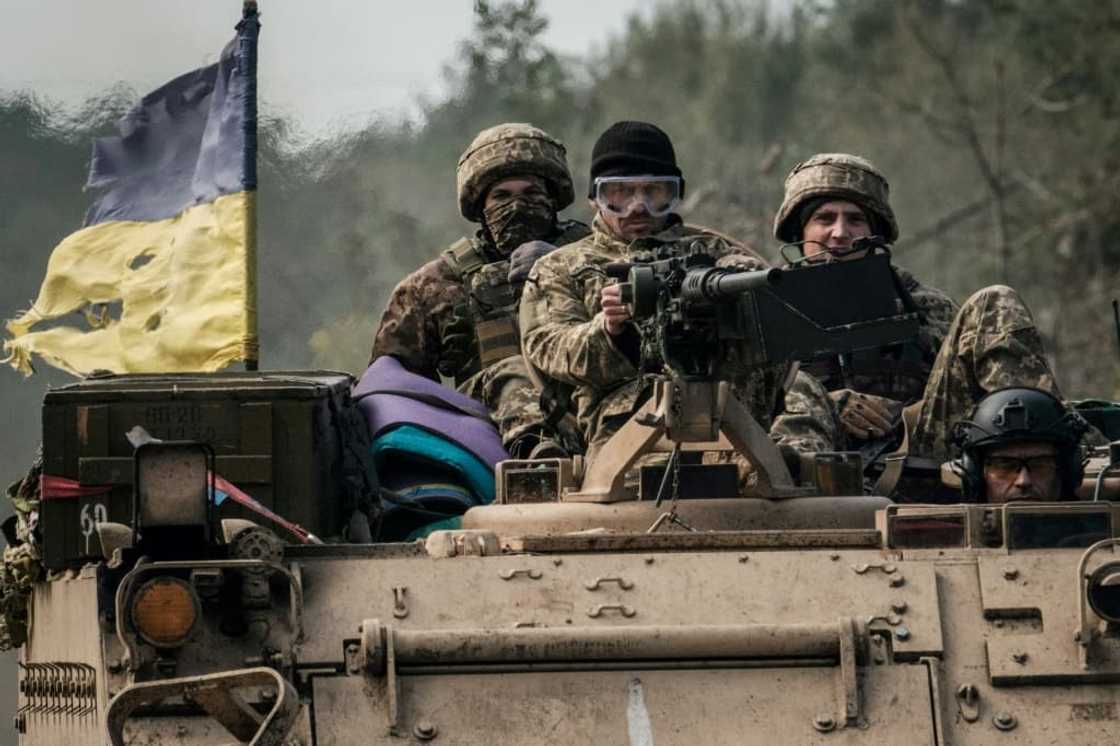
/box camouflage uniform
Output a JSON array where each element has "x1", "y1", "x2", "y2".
[
  {"x1": 1, "y1": 454, "x2": 43, "y2": 651},
  {"x1": 522, "y1": 214, "x2": 835, "y2": 466},
  {"x1": 372, "y1": 221, "x2": 589, "y2": 447},
  {"x1": 771, "y1": 370, "x2": 845, "y2": 456},
  {"x1": 909, "y1": 284, "x2": 1064, "y2": 464},
  {"x1": 775, "y1": 153, "x2": 960, "y2": 411},
  {"x1": 808, "y1": 282, "x2": 1089, "y2": 499},
  {"x1": 371, "y1": 124, "x2": 588, "y2": 452},
  {"x1": 772, "y1": 153, "x2": 1078, "y2": 493}
]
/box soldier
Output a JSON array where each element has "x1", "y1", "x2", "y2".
[
  {"x1": 951, "y1": 387, "x2": 1089, "y2": 502},
  {"x1": 522, "y1": 121, "x2": 838, "y2": 468},
  {"x1": 371, "y1": 123, "x2": 589, "y2": 458},
  {"x1": 774, "y1": 154, "x2": 958, "y2": 443},
  {"x1": 773, "y1": 153, "x2": 1073, "y2": 495}
]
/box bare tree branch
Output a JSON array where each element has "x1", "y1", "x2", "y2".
[
  {"x1": 904, "y1": 179, "x2": 1022, "y2": 251},
  {"x1": 900, "y1": 2, "x2": 1011, "y2": 281}
]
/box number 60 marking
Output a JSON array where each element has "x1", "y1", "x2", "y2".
[{"x1": 81, "y1": 502, "x2": 109, "y2": 555}]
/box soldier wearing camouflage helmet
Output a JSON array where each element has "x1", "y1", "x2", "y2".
[
  {"x1": 774, "y1": 153, "x2": 900, "y2": 247},
  {"x1": 772, "y1": 153, "x2": 1091, "y2": 498},
  {"x1": 774, "y1": 154, "x2": 958, "y2": 444},
  {"x1": 371, "y1": 123, "x2": 589, "y2": 458}
]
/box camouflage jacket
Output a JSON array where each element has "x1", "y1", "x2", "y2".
[
  {"x1": 521, "y1": 215, "x2": 791, "y2": 440},
  {"x1": 800, "y1": 266, "x2": 959, "y2": 404},
  {"x1": 371, "y1": 220, "x2": 589, "y2": 387},
  {"x1": 771, "y1": 369, "x2": 845, "y2": 455}
]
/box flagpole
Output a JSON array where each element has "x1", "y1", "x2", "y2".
[{"x1": 237, "y1": 0, "x2": 261, "y2": 371}]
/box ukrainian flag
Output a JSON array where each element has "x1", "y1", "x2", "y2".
[{"x1": 4, "y1": 8, "x2": 260, "y2": 375}]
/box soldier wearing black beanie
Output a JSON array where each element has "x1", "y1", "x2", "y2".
[
  {"x1": 587, "y1": 121, "x2": 686, "y2": 198},
  {"x1": 519, "y1": 118, "x2": 824, "y2": 480}
]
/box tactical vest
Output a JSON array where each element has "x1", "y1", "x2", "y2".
[
  {"x1": 441, "y1": 221, "x2": 590, "y2": 377},
  {"x1": 801, "y1": 344, "x2": 933, "y2": 404}
]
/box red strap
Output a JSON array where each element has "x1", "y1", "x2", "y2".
[
  {"x1": 38, "y1": 474, "x2": 319, "y2": 546},
  {"x1": 41, "y1": 475, "x2": 113, "y2": 501},
  {"x1": 211, "y1": 473, "x2": 319, "y2": 545}
]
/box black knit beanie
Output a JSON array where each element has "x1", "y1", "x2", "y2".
[{"x1": 588, "y1": 121, "x2": 685, "y2": 198}]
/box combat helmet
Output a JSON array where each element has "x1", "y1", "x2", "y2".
[
  {"x1": 951, "y1": 387, "x2": 1089, "y2": 501},
  {"x1": 456, "y1": 123, "x2": 575, "y2": 222},
  {"x1": 773, "y1": 153, "x2": 899, "y2": 244}
]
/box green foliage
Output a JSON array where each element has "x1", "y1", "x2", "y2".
[
  {"x1": 2, "y1": 0, "x2": 1119, "y2": 411},
  {"x1": 456, "y1": 0, "x2": 572, "y2": 121}
]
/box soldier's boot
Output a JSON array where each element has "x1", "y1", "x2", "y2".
[{"x1": 528, "y1": 439, "x2": 569, "y2": 459}]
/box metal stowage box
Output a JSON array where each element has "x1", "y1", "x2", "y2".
[{"x1": 40, "y1": 371, "x2": 369, "y2": 568}]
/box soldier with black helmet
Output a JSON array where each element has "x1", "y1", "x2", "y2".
[
  {"x1": 951, "y1": 387, "x2": 1090, "y2": 502},
  {"x1": 773, "y1": 153, "x2": 1079, "y2": 495},
  {"x1": 371, "y1": 123, "x2": 589, "y2": 458}
]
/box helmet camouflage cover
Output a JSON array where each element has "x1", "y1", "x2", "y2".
[
  {"x1": 773, "y1": 153, "x2": 899, "y2": 243},
  {"x1": 456, "y1": 123, "x2": 575, "y2": 222}
]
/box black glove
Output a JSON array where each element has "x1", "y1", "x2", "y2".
[{"x1": 507, "y1": 240, "x2": 558, "y2": 284}]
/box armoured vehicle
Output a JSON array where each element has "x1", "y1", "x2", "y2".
[{"x1": 7, "y1": 253, "x2": 1120, "y2": 745}]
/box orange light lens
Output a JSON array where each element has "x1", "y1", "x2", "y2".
[{"x1": 131, "y1": 577, "x2": 199, "y2": 648}]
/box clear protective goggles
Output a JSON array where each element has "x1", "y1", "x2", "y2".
[{"x1": 593, "y1": 175, "x2": 682, "y2": 218}]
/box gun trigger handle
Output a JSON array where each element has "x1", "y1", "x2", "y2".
[{"x1": 605, "y1": 262, "x2": 632, "y2": 280}]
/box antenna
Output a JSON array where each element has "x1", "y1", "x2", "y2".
[{"x1": 1113, "y1": 299, "x2": 1120, "y2": 358}]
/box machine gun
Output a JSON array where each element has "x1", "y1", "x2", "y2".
[
  {"x1": 612, "y1": 239, "x2": 919, "y2": 378},
  {"x1": 563, "y1": 241, "x2": 920, "y2": 503}
]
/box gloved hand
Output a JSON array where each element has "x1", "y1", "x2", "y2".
[
  {"x1": 507, "y1": 240, "x2": 558, "y2": 284},
  {"x1": 830, "y1": 389, "x2": 900, "y2": 440}
]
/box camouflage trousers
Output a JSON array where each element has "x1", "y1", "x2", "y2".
[
  {"x1": 458, "y1": 355, "x2": 562, "y2": 453},
  {"x1": 909, "y1": 284, "x2": 1061, "y2": 464}
]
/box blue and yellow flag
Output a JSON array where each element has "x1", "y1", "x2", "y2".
[{"x1": 4, "y1": 8, "x2": 260, "y2": 375}]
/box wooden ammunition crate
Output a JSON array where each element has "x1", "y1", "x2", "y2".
[{"x1": 40, "y1": 371, "x2": 369, "y2": 568}]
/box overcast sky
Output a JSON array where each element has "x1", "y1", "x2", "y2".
[{"x1": 1, "y1": 0, "x2": 658, "y2": 136}]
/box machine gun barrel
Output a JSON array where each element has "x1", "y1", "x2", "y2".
[{"x1": 681, "y1": 266, "x2": 782, "y2": 304}]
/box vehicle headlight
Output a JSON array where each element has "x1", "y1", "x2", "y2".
[{"x1": 131, "y1": 576, "x2": 200, "y2": 648}]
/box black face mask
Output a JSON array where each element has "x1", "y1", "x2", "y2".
[{"x1": 483, "y1": 195, "x2": 556, "y2": 255}]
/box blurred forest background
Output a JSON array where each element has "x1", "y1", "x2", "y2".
[
  {"x1": 5, "y1": 0, "x2": 1120, "y2": 417},
  {"x1": 0, "y1": 0, "x2": 1118, "y2": 733}
]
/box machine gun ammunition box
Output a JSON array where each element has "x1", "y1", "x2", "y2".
[{"x1": 39, "y1": 371, "x2": 370, "y2": 568}]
